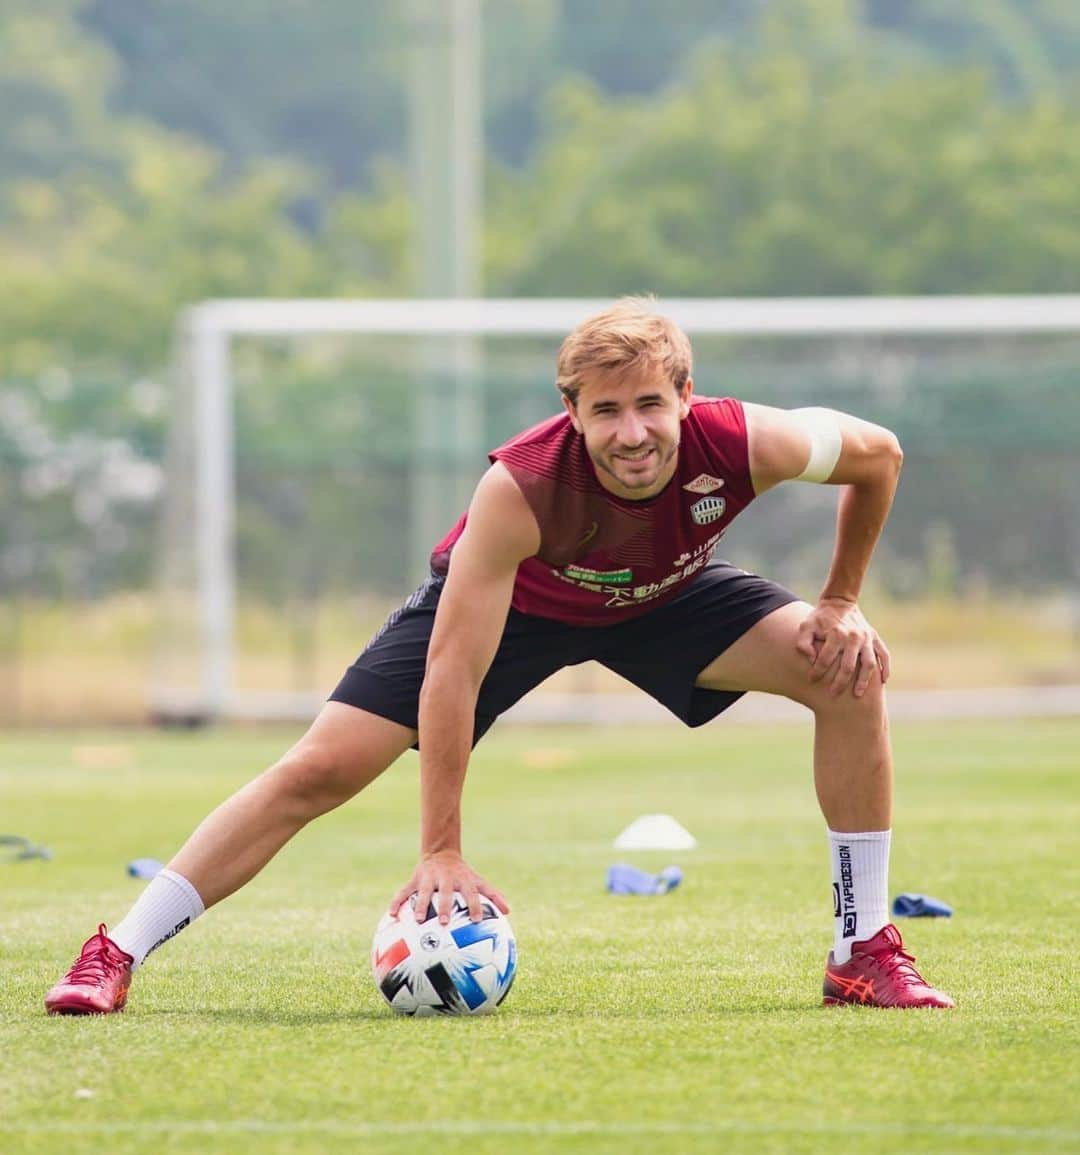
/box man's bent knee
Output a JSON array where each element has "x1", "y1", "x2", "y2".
[{"x1": 803, "y1": 663, "x2": 887, "y2": 716}]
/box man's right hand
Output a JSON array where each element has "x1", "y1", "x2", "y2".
[{"x1": 389, "y1": 850, "x2": 510, "y2": 925}]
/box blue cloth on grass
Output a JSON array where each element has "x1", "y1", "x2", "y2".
[
  {"x1": 607, "y1": 864, "x2": 683, "y2": 895},
  {"x1": 127, "y1": 857, "x2": 165, "y2": 879},
  {"x1": 892, "y1": 892, "x2": 953, "y2": 918}
]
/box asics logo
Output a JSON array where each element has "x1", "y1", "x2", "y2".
[{"x1": 825, "y1": 970, "x2": 876, "y2": 1003}]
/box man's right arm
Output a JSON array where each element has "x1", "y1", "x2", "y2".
[{"x1": 390, "y1": 462, "x2": 540, "y2": 924}]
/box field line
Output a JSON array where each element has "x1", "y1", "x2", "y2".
[{"x1": 3, "y1": 1120, "x2": 1076, "y2": 1143}]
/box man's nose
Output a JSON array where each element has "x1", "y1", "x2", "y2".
[{"x1": 616, "y1": 410, "x2": 647, "y2": 445}]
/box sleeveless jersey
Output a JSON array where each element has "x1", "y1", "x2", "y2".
[{"x1": 430, "y1": 395, "x2": 757, "y2": 626}]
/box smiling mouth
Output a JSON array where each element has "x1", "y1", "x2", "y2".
[{"x1": 615, "y1": 448, "x2": 654, "y2": 464}]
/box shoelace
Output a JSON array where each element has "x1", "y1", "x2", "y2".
[
  {"x1": 871, "y1": 943, "x2": 925, "y2": 988},
  {"x1": 64, "y1": 924, "x2": 125, "y2": 987}
]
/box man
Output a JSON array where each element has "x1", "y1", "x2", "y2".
[{"x1": 45, "y1": 298, "x2": 952, "y2": 1015}]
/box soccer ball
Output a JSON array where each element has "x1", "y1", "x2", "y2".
[{"x1": 371, "y1": 892, "x2": 517, "y2": 1016}]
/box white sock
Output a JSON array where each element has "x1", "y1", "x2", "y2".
[
  {"x1": 109, "y1": 869, "x2": 205, "y2": 969},
  {"x1": 827, "y1": 829, "x2": 891, "y2": 963}
]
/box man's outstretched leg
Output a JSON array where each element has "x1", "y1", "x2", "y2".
[
  {"x1": 45, "y1": 703, "x2": 416, "y2": 1014},
  {"x1": 697, "y1": 600, "x2": 953, "y2": 1009}
]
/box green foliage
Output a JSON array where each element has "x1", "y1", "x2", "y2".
[
  {"x1": 2, "y1": 0, "x2": 1079, "y2": 601},
  {"x1": 487, "y1": 45, "x2": 1080, "y2": 295},
  {"x1": 867, "y1": 0, "x2": 1080, "y2": 97},
  {"x1": 82, "y1": 0, "x2": 409, "y2": 189},
  {"x1": 3, "y1": 0, "x2": 1080, "y2": 373}
]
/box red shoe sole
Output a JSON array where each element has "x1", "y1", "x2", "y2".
[
  {"x1": 822, "y1": 995, "x2": 953, "y2": 1009},
  {"x1": 47, "y1": 1006, "x2": 125, "y2": 1015},
  {"x1": 45, "y1": 989, "x2": 128, "y2": 1015}
]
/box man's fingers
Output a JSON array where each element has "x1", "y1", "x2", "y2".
[
  {"x1": 413, "y1": 884, "x2": 433, "y2": 923},
  {"x1": 810, "y1": 639, "x2": 841, "y2": 680},
  {"x1": 795, "y1": 621, "x2": 819, "y2": 661},
  {"x1": 853, "y1": 641, "x2": 877, "y2": 697},
  {"x1": 804, "y1": 607, "x2": 890, "y2": 695},
  {"x1": 874, "y1": 637, "x2": 891, "y2": 683},
  {"x1": 436, "y1": 885, "x2": 454, "y2": 925},
  {"x1": 463, "y1": 884, "x2": 484, "y2": 923},
  {"x1": 389, "y1": 883, "x2": 417, "y2": 916},
  {"x1": 393, "y1": 857, "x2": 508, "y2": 927},
  {"x1": 831, "y1": 647, "x2": 860, "y2": 696}
]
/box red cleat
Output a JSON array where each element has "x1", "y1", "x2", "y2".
[
  {"x1": 45, "y1": 924, "x2": 134, "y2": 1015},
  {"x1": 823, "y1": 923, "x2": 954, "y2": 1009}
]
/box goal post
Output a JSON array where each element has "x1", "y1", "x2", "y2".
[{"x1": 155, "y1": 296, "x2": 1080, "y2": 723}]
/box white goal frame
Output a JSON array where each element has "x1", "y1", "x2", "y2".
[{"x1": 161, "y1": 295, "x2": 1080, "y2": 723}]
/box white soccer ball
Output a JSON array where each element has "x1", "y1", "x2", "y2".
[{"x1": 371, "y1": 892, "x2": 517, "y2": 1016}]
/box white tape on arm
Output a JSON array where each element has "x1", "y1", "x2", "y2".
[{"x1": 791, "y1": 407, "x2": 843, "y2": 483}]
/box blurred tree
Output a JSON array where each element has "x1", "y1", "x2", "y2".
[
  {"x1": 864, "y1": 0, "x2": 1080, "y2": 99},
  {"x1": 0, "y1": 3, "x2": 340, "y2": 375},
  {"x1": 484, "y1": 31, "x2": 1080, "y2": 296},
  {"x1": 553, "y1": 0, "x2": 762, "y2": 96},
  {"x1": 75, "y1": 0, "x2": 1080, "y2": 185},
  {"x1": 0, "y1": 2, "x2": 125, "y2": 190},
  {"x1": 81, "y1": 0, "x2": 409, "y2": 192},
  {"x1": 2, "y1": 0, "x2": 1079, "y2": 603}
]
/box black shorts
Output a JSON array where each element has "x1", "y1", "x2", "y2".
[{"x1": 330, "y1": 561, "x2": 800, "y2": 745}]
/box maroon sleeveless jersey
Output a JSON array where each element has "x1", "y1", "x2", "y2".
[{"x1": 430, "y1": 395, "x2": 757, "y2": 625}]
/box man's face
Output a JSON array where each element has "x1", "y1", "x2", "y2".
[{"x1": 563, "y1": 365, "x2": 693, "y2": 500}]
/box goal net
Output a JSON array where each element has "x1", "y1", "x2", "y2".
[{"x1": 154, "y1": 297, "x2": 1080, "y2": 722}]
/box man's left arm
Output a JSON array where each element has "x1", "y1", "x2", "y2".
[{"x1": 742, "y1": 402, "x2": 904, "y2": 698}]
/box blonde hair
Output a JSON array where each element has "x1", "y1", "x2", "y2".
[{"x1": 556, "y1": 296, "x2": 693, "y2": 405}]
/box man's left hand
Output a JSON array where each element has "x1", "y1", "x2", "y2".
[{"x1": 795, "y1": 597, "x2": 890, "y2": 698}]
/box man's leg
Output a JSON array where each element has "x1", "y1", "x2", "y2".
[
  {"x1": 696, "y1": 601, "x2": 952, "y2": 1008},
  {"x1": 45, "y1": 703, "x2": 415, "y2": 1013},
  {"x1": 697, "y1": 601, "x2": 890, "y2": 825},
  {"x1": 167, "y1": 703, "x2": 415, "y2": 908}
]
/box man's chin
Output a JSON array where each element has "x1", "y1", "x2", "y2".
[
  {"x1": 619, "y1": 473, "x2": 657, "y2": 489},
  {"x1": 612, "y1": 468, "x2": 661, "y2": 494},
  {"x1": 591, "y1": 453, "x2": 665, "y2": 496}
]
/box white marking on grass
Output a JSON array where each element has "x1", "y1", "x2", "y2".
[{"x1": 3, "y1": 1121, "x2": 1076, "y2": 1143}]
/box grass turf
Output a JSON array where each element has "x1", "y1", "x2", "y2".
[{"x1": 1, "y1": 719, "x2": 1077, "y2": 1154}]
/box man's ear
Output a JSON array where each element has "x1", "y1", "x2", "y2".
[
  {"x1": 562, "y1": 392, "x2": 583, "y2": 434},
  {"x1": 678, "y1": 376, "x2": 694, "y2": 419}
]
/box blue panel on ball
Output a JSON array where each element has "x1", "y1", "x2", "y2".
[
  {"x1": 500, "y1": 937, "x2": 518, "y2": 986},
  {"x1": 451, "y1": 921, "x2": 498, "y2": 949},
  {"x1": 456, "y1": 963, "x2": 490, "y2": 1010}
]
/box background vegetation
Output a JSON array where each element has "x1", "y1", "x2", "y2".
[
  {"x1": 5, "y1": 0, "x2": 1080, "y2": 375},
  {"x1": 1, "y1": 1, "x2": 1078, "y2": 717}
]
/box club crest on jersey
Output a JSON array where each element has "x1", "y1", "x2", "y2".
[
  {"x1": 683, "y1": 473, "x2": 725, "y2": 495},
  {"x1": 690, "y1": 495, "x2": 727, "y2": 526}
]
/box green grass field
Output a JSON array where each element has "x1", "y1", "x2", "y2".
[{"x1": 2, "y1": 720, "x2": 1078, "y2": 1154}]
